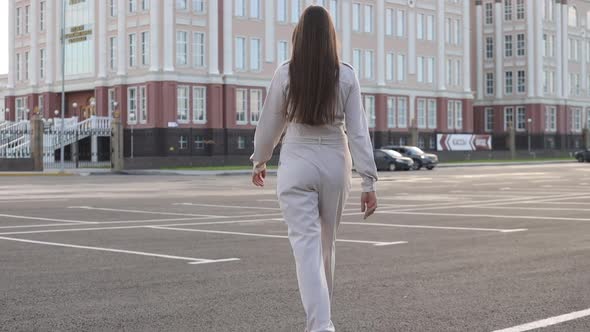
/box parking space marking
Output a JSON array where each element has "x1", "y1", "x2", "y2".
[
  {"x1": 69, "y1": 206, "x2": 221, "y2": 218},
  {"x1": 378, "y1": 211, "x2": 590, "y2": 222},
  {"x1": 492, "y1": 307, "x2": 590, "y2": 332},
  {"x1": 174, "y1": 203, "x2": 282, "y2": 211},
  {"x1": 342, "y1": 222, "x2": 527, "y2": 233},
  {"x1": 0, "y1": 213, "x2": 98, "y2": 225},
  {"x1": 149, "y1": 226, "x2": 408, "y2": 247},
  {"x1": 0, "y1": 199, "x2": 69, "y2": 203},
  {"x1": 0, "y1": 218, "x2": 280, "y2": 236},
  {"x1": 0, "y1": 236, "x2": 240, "y2": 265}
]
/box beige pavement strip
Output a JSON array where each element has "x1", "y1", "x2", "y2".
[
  {"x1": 149, "y1": 226, "x2": 408, "y2": 247},
  {"x1": 0, "y1": 236, "x2": 240, "y2": 265},
  {"x1": 492, "y1": 308, "x2": 590, "y2": 332},
  {"x1": 342, "y1": 222, "x2": 527, "y2": 233}
]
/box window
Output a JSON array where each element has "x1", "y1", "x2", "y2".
[
  {"x1": 417, "y1": 56, "x2": 424, "y2": 82},
  {"x1": 587, "y1": 109, "x2": 590, "y2": 130},
  {"x1": 417, "y1": 99, "x2": 426, "y2": 129},
  {"x1": 453, "y1": 19, "x2": 461, "y2": 45},
  {"x1": 545, "y1": 106, "x2": 556, "y2": 132},
  {"x1": 447, "y1": 101, "x2": 454, "y2": 129},
  {"x1": 417, "y1": 14, "x2": 424, "y2": 40},
  {"x1": 250, "y1": 38, "x2": 261, "y2": 71},
  {"x1": 517, "y1": 34, "x2": 525, "y2": 56},
  {"x1": 250, "y1": 0, "x2": 261, "y2": 19},
  {"x1": 486, "y1": 73, "x2": 494, "y2": 95},
  {"x1": 236, "y1": 89, "x2": 248, "y2": 124},
  {"x1": 25, "y1": 52, "x2": 29, "y2": 81},
  {"x1": 16, "y1": 7, "x2": 21, "y2": 35},
  {"x1": 397, "y1": 10, "x2": 406, "y2": 37},
  {"x1": 504, "y1": 107, "x2": 514, "y2": 130},
  {"x1": 177, "y1": 86, "x2": 189, "y2": 122},
  {"x1": 129, "y1": 33, "x2": 137, "y2": 67},
  {"x1": 385, "y1": 8, "x2": 394, "y2": 36},
  {"x1": 108, "y1": 89, "x2": 116, "y2": 116},
  {"x1": 364, "y1": 96, "x2": 376, "y2": 128},
  {"x1": 193, "y1": 86, "x2": 206, "y2": 123},
  {"x1": 235, "y1": 37, "x2": 246, "y2": 70},
  {"x1": 364, "y1": 50, "x2": 374, "y2": 80},
  {"x1": 486, "y1": 37, "x2": 494, "y2": 59},
  {"x1": 291, "y1": 0, "x2": 301, "y2": 23},
  {"x1": 505, "y1": 35, "x2": 513, "y2": 57},
  {"x1": 141, "y1": 0, "x2": 150, "y2": 11},
  {"x1": 129, "y1": 0, "x2": 137, "y2": 12},
  {"x1": 194, "y1": 136, "x2": 205, "y2": 149},
  {"x1": 568, "y1": 6, "x2": 577, "y2": 27},
  {"x1": 277, "y1": 0, "x2": 287, "y2": 22},
  {"x1": 127, "y1": 87, "x2": 138, "y2": 124},
  {"x1": 15, "y1": 98, "x2": 27, "y2": 121},
  {"x1": 505, "y1": 71, "x2": 513, "y2": 95},
  {"x1": 179, "y1": 136, "x2": 188, "y2": 150},
  {"x1": 427, "y1": 58, "x2": 434, "y2": 84},
  {"x1": 454, "y1": 101, "x2": 463, "y2": 129},
  {"x1": 543, "y1": 70, "x2": 554, "y2": 94},
  {"x1": 517, "y1": 70, "x2": 526, "y2": 93},
  {"x1": 454, "y1": 59, "x2": 460, "y2": 86},
  {"x1": 397, "y1": 98, "x2": 407, "y2": 128},
  {"x1": 485, "y1": 3, "x2": 493, "y2": 25},
  {"x1": 447, "y1": 59, "x2": 452, "y2": 86},
  {"x1": 25, "y1": 6, "x2": 30, "y2": 34},
  {"x1": 397, "y1": 54, "x2": 405, "y2": 81},
  {"x1": 352, "y1": 3, "x2": 361, "y2": 32},
  {"x1": 418, "y1": 136, "x2": 425, "y2": 149},
  {"x1": 16, "y1": 53, "x2": 21, "y2": 81},
  {"x1": 36, "y1": 96, "x2": 44, "y2": 117},
  {"x1": 235, "y1": 0, "x2": 245, "y2": 16},
  {"x1": 427, "y1": 15, "x2": 434, "y2": 41},
  {"x1": 193, "y1": 32, "x2": 205, "y2": 68},
  {"x1": 427, "y1": 100, "x2": 437, "y2": 129},
  {"x1": 176, "y1": 31, "x2": 188, "y2": 65},
  {"x1": 278, "y1": 41, "x2": 289, "y2": 64},
  {"x1": 516, "y1": 0, "x2": 525, "y2": 20},
  {"x1": 572, "y1": 108, "x2": 582, "y2": 132},
  {"x1": 40, "y1": 49, "x2": 45, "y2": 80},
  {"x1": 485, "y1": 108, "x2": 494, "y2": 132},
  {"x1": 387, "y1": 97, "x2": 396, "y2": 128},
  {"x1": 109, "y1": 37, "x2": 117, "y2": 71},
  {"x1": 139, "y1": 86, "x2": 147, "y2": 123},
  {"x1": 504, "y1": 0, "x2": 512, "y2": 21},
  {"x1": 544, "y1": 0, "x2": 554, "y2": 21},
  {"x1": 353, "y1": 49, "x2": 362, "y2": 78},
  {"x1": 570, "y1": 74, "x2": 580, "y2": 96},
  {"x1": 446, "y1": 18, "x2": 451, "y2": 44},
  {"x1": 329, "y1": 0, "x2": 339, "y2": 27},
  {"x1": 110, "y1": 0, "x2": 117, "y2": 17},
  {"x1": 542, "y1": 34, "x2": 547, "y2": 57},
  {"x1": 364, "y1": 5, "x2": 373, "y2": 33},
  {"x1": 136, "y1": 32, "x2": 148, "y2": 66},
  {"x1": 386, "y1": 53, "x2": 394, "y2": 81},
  {"x1": 237, "y1": 136, "x2": 245, "y2": 149},
  {"x1": 516, "y1": 107, "x2": 526, "y2": 131},
  {"x1": 250, "y1": 89, "x2": 262, "y2": 124},
  {"x1": 40, "y1": 1, "x2": 45, "y2": 32}
]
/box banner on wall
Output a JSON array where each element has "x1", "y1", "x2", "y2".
[{"x1": 437, "y1": 134, "x2": 492, "y2": 151}]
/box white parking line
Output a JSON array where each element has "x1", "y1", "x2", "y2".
[
  {"x1": 69, "y1": 206, "x2": 220, "y2": 218},
  {"x1": 149, "y1": 226, "x2": 408, "y2": 247},
  {"x1": 0, "y1": 213, "x2": 97, "y2": 225},
  {"x1": 174, "y1": 203, "x2": 282, "y2": 211},
  {"x1": 0, "y1": 236, "x2": 240, "y2": 265},
  {"x1": 342, "y1": 222, "x2": 527, "y2": 233},
  {"x1": 492, "y1": 308, "x2": 590, "y2": 332},
  {"x1": 378, "y1": 211, "x2": 590, "y2": 222}
]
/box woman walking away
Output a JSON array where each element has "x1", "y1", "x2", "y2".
[{"x1": 250, "y1": 5, "x2": 378, "y2": 332}]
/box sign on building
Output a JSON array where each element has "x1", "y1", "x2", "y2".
[{"x1": 437, "y1": 134, "x2": 492, "y2": 151}]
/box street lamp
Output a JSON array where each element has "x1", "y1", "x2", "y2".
[{"x1": 72, "y1": 102, "x2": 79, "y2": 119}]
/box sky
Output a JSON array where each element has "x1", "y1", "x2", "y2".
[{"x1": 0, "y1": 1, "x2": 8, "y2": 74}]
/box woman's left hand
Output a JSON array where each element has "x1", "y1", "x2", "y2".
[{"x1": 252, "y1": 168, "x2": 266, "y2": 187}]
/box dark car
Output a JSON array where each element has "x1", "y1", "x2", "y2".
[
  {"x1": 381, "y1": 145, "x2": 439, "y2": 170},
  {"x1": 374, "y1": 149, "x2": 414, "y2": 171},
  {"x1": 575, "y1": 149, "x2": 590, "y2": 162}
]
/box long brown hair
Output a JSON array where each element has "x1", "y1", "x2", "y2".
[{"x1": 286, "y1": 6, "x2": 340, "y2": 126}]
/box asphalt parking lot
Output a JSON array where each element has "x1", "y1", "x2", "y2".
[{"x1": 1, "y1": 164, "x2": 589, "y2": 332}]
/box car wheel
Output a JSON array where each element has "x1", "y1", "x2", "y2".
[
  {"x1": 426, "y1": 166, "x2": 435, "y2": 170},
  {"x1": 389, "y1": 163, "x2": 397, "y2": 172},
  {"x1": 578, "y1": 156, "x2": 585, "y2": 163},
  {"x1": 412, "y1": 161, "x2": 423, "y2": 170}
]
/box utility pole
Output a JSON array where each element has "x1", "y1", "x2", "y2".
[{"x1": 60, "y1": 0, "x2": 66, "y2": 173}]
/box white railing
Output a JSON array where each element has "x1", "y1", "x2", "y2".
[{"x1": 1, "y1": 116, "x2": 112, "y2": 160}]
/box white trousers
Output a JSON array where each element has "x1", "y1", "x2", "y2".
[{"x1": 277, "y1": 140, "x2": 352, "y2": 332}]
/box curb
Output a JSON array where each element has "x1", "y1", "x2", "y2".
[{"x1": 437, "y1": 160, "x2": 575, "y2": 168}]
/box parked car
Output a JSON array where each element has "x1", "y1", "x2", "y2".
[
  {"x1": 374, "y1": 149, "x2": 414, "y2": 171},
  {"x1": 574, "y1": 149, "x2": 590, "y2": 162},
  {"x1": 381, "y1": 145, "x2": 439, "y2": 170}
]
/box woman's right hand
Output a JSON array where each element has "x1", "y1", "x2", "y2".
[{"x1": 361, "y1": 191, "x2": 377, "y2": 220}]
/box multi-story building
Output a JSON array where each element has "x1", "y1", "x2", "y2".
[
  {"x1": 473, "y1": 0, "x2": 590, "y2": 150},
  {"x1": 3, "y1": 0, "x2": 476, "y2": 162}
]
